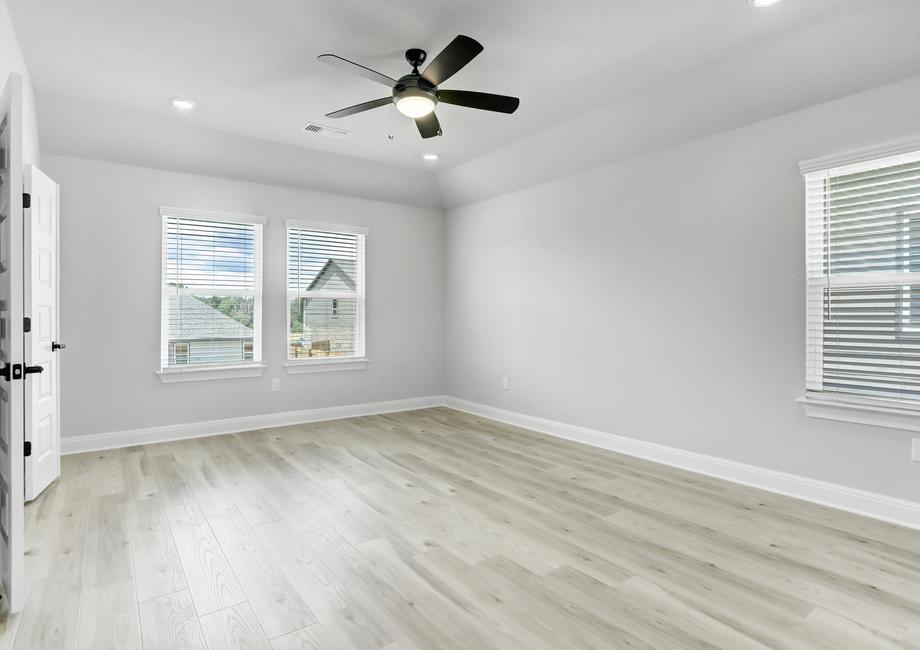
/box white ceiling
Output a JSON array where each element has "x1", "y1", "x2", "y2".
[
  {"x1": 8, "y1": 0, "x2": 920, "y2": 205},
  {"x1": 8, "y1": 0, "x2": 851, "y2": 167}
]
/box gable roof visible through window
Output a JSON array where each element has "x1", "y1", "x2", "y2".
[{"x1": 167, "y1": 293, "x2": 253, "y2": 341}]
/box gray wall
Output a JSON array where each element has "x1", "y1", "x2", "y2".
[
  {"x1": 0, "y1": 0, "x2": 39, "y2": 164},
  {"x1": 444, "y1": 75, "x2": 920, "y2": 502},
  {"x1": 39, "y1": 68, "x2": 920, "y2": 502},
  {"x1": 44, "y1": 155, "x2": 444, "y2": 437}
]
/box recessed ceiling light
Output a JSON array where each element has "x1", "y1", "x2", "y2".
[
  {"x1": 752, "y1": 0, "x2": 782, "y2": 7},
  {"x1": 169, "y1": 97, "x2": 196, "y2": 111},
  {"x1": 422, "y1": 153, "x2": 439, "y2": 162}
]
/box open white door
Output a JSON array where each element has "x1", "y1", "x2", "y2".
[
  {"x1": 24, "y1": 165, "x2": 60, "y2": 502},
  {"x1": 0, "y1": 73, "x2": 27, "y2": 613}
]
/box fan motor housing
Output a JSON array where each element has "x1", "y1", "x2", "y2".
[
  {"x1": 392, "y1": 74, "x2": 439, "y2": 107},
  {"x1": 405, "y1": 48, "x2": 427, "y2": 70}
]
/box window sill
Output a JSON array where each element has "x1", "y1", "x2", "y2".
[
  {"x1": 796, "y1": 396, "x2": 920, "y2": 433},
  {"x1": 284, "y1": 357, "x2": 368, "y2": 374},
  {"x1": 158, "y1": 364, "x2": 267, "y2": 383}
]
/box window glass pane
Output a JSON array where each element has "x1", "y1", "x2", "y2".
[
  {"x1": 165, "y1": 292, "x2": 255, "y2": 366},
  {"x1": 823, "y1": 284, "x2": 920, "y2": 401},
  {"x1": 287, "y1": 229, "x2": 358, "y2": 293},
  {"x1": 826, "y1": 160, "x2": 920, "y2": 275},
  {"x1": 289, "y1": 297, "x2": 356, "y2": 359},
  {"x1": 165, "y1": 217, "x2": 256, "y2": 290},
  {"x1": 162, "y1": 213, "x2": 261, "y2": 370},
  {"x1": 286, "y1": 226, "x2": 364, "y2": 362}
]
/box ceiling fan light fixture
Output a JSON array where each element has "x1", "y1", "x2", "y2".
[
  {"x1": 395, "y1": 94, "x2": 436, "y2": 118},
  {"x1": 319, "y1": 35, "x2": 519, "y2": 139}
]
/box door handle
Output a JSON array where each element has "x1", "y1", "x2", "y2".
[
  {"x1": 24, "y1": 365, "x2": 43, "y2": 375},
  {"x1": 51, "y1": 342, "x2": 66, "y2": 352},
  {"x1": 1, "y1": 364, "x2": 24, "y2": 381}
]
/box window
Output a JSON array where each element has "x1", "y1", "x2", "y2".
[
  {"x1": 159, "y1": 207, "x2": 265, "y2": 379},
  {"x1": 172, "y1": 342, "x2": 190, "y2": 365},
  {"x1": 804, "y1": 148, "x2": 920, "y2": 410},
  {"x1": 286, "y1": 221, "x2": 367, "y2": 369}
]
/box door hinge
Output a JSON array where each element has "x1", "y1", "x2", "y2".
[
  {"x1": 22, "y1": 192, "x2": 30, "y2": 209},
  {"x1": 23, "y1": 317, "x2": 30, "y2": 333},
  {"x1": 23, "y1": 441, "x2": 31, "y2": 457}
]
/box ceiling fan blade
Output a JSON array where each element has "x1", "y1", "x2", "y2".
[
  {"x1": 421, "y1": 35, "x2": 483, "y2": 86},
  {"x1": 415, "y1": 112, "x2": 442, "y2": 138},
  {"x1": 318, "y1": 54, "x2": 397, "y2": 88},
  {"x1": 438, "y1": 90, "x2": 520, "y2": 114},
  {"x1": 325, "y1": 97, "x2": 392, "y2": 119}
]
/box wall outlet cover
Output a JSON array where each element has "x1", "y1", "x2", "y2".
[
  {"x1": 271, "y1": 378, "x2": 281, "y2": 392},
  {"x1": 913, "y1": 438, "x2": 920, "y2": 462}
]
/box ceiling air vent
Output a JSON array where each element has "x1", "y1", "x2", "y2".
[{"x1": 303, "y1": 123, "x2": 351, "y2": 139}]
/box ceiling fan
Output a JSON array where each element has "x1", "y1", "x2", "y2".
[{"x1": 318, "y1": 35, "x2": 520, "y2": 139}]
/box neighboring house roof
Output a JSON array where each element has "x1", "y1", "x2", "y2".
[
  {"x1": 167, "y1": 293, "x2": 253, "y2": 341},
  {"x1": 308, "y1": 259, "x2": 356, "y2": 291}
]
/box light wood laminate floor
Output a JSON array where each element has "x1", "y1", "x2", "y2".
[{"x1": 2, "y1": 407, "x2": 920, "y2": 649}]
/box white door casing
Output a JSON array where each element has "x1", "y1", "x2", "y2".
[
  {"x1": 0, "y1": 73, "x2": 26, "y2": 613},
  {"x1": 24, "y1": 165, "x2": 60, "y2": 502}
]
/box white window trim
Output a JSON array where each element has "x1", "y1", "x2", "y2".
[
  {"x1": 159, "y1": 206, "x2": 266, "y2": 379},
  {"x1": 284, "y1": 358, "x2": 369, "y2": 374},
  {"x1": 799, "y1": 135, "x2": 920, "y2": 175},
  {"x1": 159, "y1": 205, "x2": 268, "y2": 226},
  {"x1": 284, "y1": 218, "x2": 369, "y2": 236},
  {"x1": 284, "y1": 221, "x2": 368, "y2": 369},
  {"x1": 799, "y1": 138, "x2": 920, "y2": 428},
  {"x1": 158, "y1": 363, "x2": 267, "y2": 383},
  {"x1": 796, "y1": 396, "x2": 920, "y2": 433}
]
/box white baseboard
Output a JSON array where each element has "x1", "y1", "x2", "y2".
[
  {"x1": 63, "y1": 393, "x2": 920, "y2": 531},
  {"x1": 61, "y1": 395, "x2": 447, "y2": 455},
  {"x1": 444, "y1": 396, "x2": 920, "y2": 531}
]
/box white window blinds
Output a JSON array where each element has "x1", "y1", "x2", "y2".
[
  {"x1": 805, "y1": 149, "x2": 920, "y2": 406},
  {"x1": 286, "y1": 223, "x2": 366, "y2": 361},
  {"x1": 160, "y1": 209, "x2": 264, "y2": 369}
]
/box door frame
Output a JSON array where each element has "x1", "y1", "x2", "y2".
[{"x1": 0, "y1": 72, "x2": 27, "y2": 613}]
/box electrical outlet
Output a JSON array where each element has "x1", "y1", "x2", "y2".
[
  {"x1": 502, "y1": 376, "x2": 510, "y2": 391},
  {"x1": 271, "y1": 378, "x2": 280, "y2": 392},
  {"x1": 913, "y1": 439, "x2": 920, "y2": 462}
]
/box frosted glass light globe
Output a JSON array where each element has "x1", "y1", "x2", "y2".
[{"x1": 396, "y1": 95, "x2": 435, "y2": 118}]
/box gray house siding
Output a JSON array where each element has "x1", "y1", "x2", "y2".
[
  {"x1": 290, "y1": 259, "x2": 359, "y2": 358},
  {"x1": 168, "y1": 339, "x2": 252, "y2": 365},
  {"x1": 301, "y1": 297, "x2": 357, "y2": 354}
]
